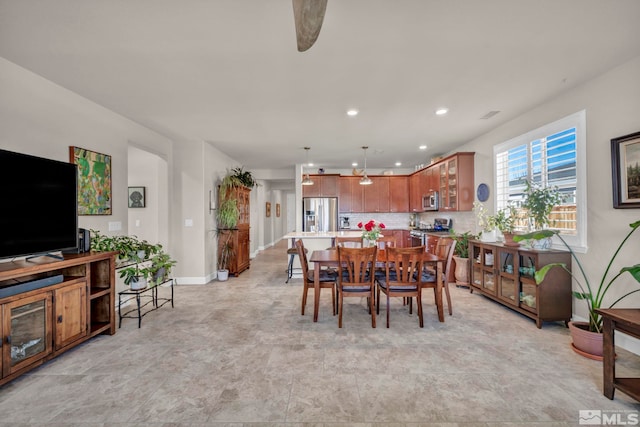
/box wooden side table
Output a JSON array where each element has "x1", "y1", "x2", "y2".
[{"x1": 596, "y1": 308, "x2": 640, "y2": 402}]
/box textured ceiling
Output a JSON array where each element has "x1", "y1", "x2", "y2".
[{"x1": 1, "y1": 0, "x2": 639, "y2": 171}]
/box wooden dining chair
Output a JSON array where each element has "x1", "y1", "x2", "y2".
[
  {"x1": 333, "y1": 236, "x2": 363, "y2": 248},
  {"x1": 419, "y1": 237, "x2": 456, "y2": 315},
  {"x1": 375, "y1": 235, "x2": 396, "y2": 250},
  {"x1": 296, "y1": 239, "x2": 337, "y2": 316},
  {"x1": 374, "y1": 235, "x2": 397, "y2": 278},
  {"x1": 336, "y1": 245, "x2": 377, "y2": 328},
  {"x1": 376, "y1": 246, "x2": 425, "y2": 328}
]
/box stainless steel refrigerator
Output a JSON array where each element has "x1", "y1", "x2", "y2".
[{"x1": 303, "y1": 197, "x2": 338, "y2": 232}]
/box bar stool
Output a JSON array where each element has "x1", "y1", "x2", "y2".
[{"x1": 286, "y1": 245, "x2": 307, "y2": 283}]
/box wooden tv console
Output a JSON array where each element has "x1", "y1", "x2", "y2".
[{"x1": 0, "y1": 251, "x2": 117, "y2": 386}]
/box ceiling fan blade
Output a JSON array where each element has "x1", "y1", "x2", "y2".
[{"x1": 292, "y1": 0, "x2": 328, "y2": 52}]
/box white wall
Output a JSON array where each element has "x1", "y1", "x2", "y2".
[
  {"x1": 457, "y1": 55, "x2": 640, "y2": 326},
  {"x1": 0, "y1": 57, "x2": 173, "y2": 239},
  {"x1": 127, "y1": 145, "x2": 169, "y2": 247}
]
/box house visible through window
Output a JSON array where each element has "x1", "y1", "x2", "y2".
[{"x1": 494, "y1": 110, "x2": 587, "y2": 250}]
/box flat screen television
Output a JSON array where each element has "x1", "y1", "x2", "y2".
[{"x1": 0, "y1": 149, "x2": 78, "y2": 259}]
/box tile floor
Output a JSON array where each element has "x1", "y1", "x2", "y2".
[{"x1": 1, "y1": 240, "x2": 639, "y2": 426}]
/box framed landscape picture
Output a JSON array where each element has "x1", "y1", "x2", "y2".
[
  {"x1": 69, "y1": 146, "x2": 112, "y2": 215},
  {"x1": 612, "y1": 131, "x2": 640, "y2": 208}
]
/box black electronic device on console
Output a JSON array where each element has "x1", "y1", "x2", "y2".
[{"x1": 78, "y1": 228, "x2": 90, "y2": 253}]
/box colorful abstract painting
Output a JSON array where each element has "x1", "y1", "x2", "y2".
[{"x1": 69, "y1": 146, "x2": 112, "y2": 215}]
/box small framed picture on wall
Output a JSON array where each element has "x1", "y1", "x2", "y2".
[{"x1": 128, "y1": 186, "x2": 146, "y2": 208}]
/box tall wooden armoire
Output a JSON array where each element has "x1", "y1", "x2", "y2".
[{"x1": 218, "y1": 185, "x2": 251, "y2": 276}]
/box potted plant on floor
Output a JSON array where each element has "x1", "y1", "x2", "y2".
[
  {"x1": 215, "y1": 170, "x2": 243, "y2": 281},
  {"x1": 216, "y1": 240, "x2": 234, "y2": 281},
  {"x1": 449, "y1": 230, "x2": 477, "y2": 286},
  {"x1": 514, "y1": 221, "x2": 640, "y2": 360}
]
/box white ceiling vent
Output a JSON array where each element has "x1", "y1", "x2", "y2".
[{"x1": 480, "y1": 111, "x2": 500, "y2": 120}]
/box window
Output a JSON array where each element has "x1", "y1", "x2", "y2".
[{"x1": 494, "y1": 110, "x2": 587, "y2": 251}]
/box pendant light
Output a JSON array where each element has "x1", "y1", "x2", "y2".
[
  {"x1": 359, "y1": 146, "x2": 373, "y2": 185},
  {"x1": 301, "y1": 147, "x2": 314, "y2": 186}
]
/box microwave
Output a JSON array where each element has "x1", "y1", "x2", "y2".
[{"x1": 422, "y1": 191, "x2": 439, "y2": 211}]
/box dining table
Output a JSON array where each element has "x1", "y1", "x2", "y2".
[{"x1": 308, "y1": 248, "x2": 445, "y2": 323}]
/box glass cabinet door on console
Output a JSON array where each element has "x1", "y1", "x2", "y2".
[
  {"x1": 519, "y1": 253, "x2": 538, "y2": 312},
  {"x1": 469, "y1": 241, "x2": 497, "y2": 295},
  {"x1": 497, "y1": 248, "x2": 519, "y2": 306},
  {"x1": 2, "y1": 292, "x2": 53, "y2": 377},
  {"x1": 470, "y1": 242, "x2": 483, "y2": 288},
  {"x1": 481, "y1": 245, "x2": 496, "y2": 295}
]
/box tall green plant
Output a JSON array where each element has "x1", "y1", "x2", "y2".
[
  {"x1": 449, "y1": 230, "x2": 477, "y2": 258},
  {"x1": 520, "y1": 180, "x2": 563, "y2": 230},
  {"x1": 514, "y1": 221, "x2": 640, "y2": 333}
]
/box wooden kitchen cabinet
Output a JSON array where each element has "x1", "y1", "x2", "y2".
[
  {"x1": 338, "y1": 178, "x2": 352, "y2": 212},
  {"x1": 338, "y1": 177, "x2": 364, "y2": 213},
  {"x1": 302, "y1": 174, "x2": 339, "y2": 197},
  {"x1": 363, "y1": 177, "x2": 389, "y2": 213},
  {"x1": 409, "y1": 172, "x2": 423, "y2": 212},
  {"x1": 437, "y1": 152, "x2": 475, "y2": 211},
  {"x1": 389, "y1": 176, "x2": 409, "y2": 212},
  {"x1": 426, "y1": 167, "x2": 438, "y2": 192},
  {"x1": 469, "y1": 240, "x2": 571, "y2": 328}
]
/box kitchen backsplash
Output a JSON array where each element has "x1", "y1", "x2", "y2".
[{"x1": 343, "y1": 211, "x2": 477, "y2": 233}]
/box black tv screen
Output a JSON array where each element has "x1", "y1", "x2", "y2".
[{"x1": 0, "y1": 149, "x2": 78, "y2": 259}]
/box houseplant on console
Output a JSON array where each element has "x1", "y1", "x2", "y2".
[
  {"x1": 494, "y1": 204, "x2": 519, "y2": 246},
  {"x1": 514, "y1": 221, "x2": 640, "y2": 360},
  {"x1": 519, "y1": 180, "x2": 563, "y2": 249},
  {"x1": 474, "y1": 202, "x2": 497, "y2": 242}
]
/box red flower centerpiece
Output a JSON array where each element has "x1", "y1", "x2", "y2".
[{"x1": 357, "y1": 219, "x2": 385, "y2": 242}]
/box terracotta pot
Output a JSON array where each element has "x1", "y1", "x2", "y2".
[
  {"x1": 568, "y1": 321, "x2": 603, "y2": 361},
  {"x1": 502, "y1": 232, "x2": 520, "y2": 247},
  {"x1": 452, "y1": 255, "x2": 470, "y2": 286}
]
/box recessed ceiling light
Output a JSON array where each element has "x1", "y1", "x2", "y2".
[
  {"x1": 435, "y1": 108, "x2": 449, "y2": 116},
  {"x1": 347, "y1": 109, "x2": 359, "y2": 117},
  {"x1": 352, "y1": 162, "x2": 358, "y2": 167},
  {"x1": 308, "y1": 162, "x2": 314, "y2": 167},
  {"x1": 395, "y1": 162, "x2": 402, "y2": 166},
  {"x1": 419, "y1": 145, "x2": 427, "y2": 150}
]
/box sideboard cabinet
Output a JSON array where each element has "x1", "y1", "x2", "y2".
[
  {"x1": 0, "y1": 251, "x2": 117, "y2": 385},
  {"x1": 218, "y1": 185, "x2": 251, "y2": 276},
  {"x1": 469, "y1": 240, "x2": 571, "y2": 328}
]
